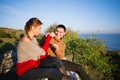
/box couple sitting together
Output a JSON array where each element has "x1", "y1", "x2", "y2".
[{"x1": 17, "y1": 17, "x2": 73, "y2": 80}]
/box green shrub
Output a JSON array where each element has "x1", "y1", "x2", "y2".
[
  {"x1": 63, "y1": 28, "x2": 79, "y2": 44},
  {"x1": 45, "y1": 24, "x2": 57, "y2": 33},
  {"x1": 0, "y1": 43, "x2": 16, "y2": 55},
  {"x1": 33, "y1": 23, "x2": 120, "y2": 80},
  {"x1": 0, "y1": 39, "x2": 3, "y2": 43},
  {"x1": 45, "y1": 25, "x2": 117, "y2": 79},
  {"x1": 0, "y1": 30, "x2": 11, "y2": 38},
  {"x1": 66, "y1": 34, "x2": 117, "y2": 80}
]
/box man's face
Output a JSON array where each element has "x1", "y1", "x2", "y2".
[{"x1": 55, "y1": 27, "x2": 66, "y2": 39}]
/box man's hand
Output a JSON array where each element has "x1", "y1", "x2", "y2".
[{"x1": 52, "y1": 44, "x2": 59, "y2": 49}]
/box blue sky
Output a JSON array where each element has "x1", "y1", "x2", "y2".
[{"x1": 0, "y1": 0, "x2": 120, "y2": 34}]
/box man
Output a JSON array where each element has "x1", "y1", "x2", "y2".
[{"x1": 47, "y1": 24, "x2": 66, "y2": 60}]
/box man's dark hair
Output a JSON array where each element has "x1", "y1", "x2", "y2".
[{"x1": 56, "y1": 24, "x2": 66, "y2": 32}]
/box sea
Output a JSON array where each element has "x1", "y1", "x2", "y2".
[{"x1": 79, "y1": 34, "x2": 120, "y2": 51}]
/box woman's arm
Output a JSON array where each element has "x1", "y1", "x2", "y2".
[
  {"x1": 42, "y1": 32, "x2": 55, "y2": 52},
  {"x1": 42, "y1": 35, "x2": 52, "y2": 52}
]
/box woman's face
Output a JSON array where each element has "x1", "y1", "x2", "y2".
[
  {"x1": 32, "y1": 25, "x2": 42, "y2": 36},
  {"x1": 55, "y1": 27, "x2": 66, "y2": 39}
]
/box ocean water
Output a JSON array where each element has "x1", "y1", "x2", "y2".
[{"x1": 79, "y1": 34, "x2": 120, "y2": 51}]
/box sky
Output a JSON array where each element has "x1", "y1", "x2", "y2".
[{"x1": 0, "y1": 0, "x2": 120, "y2": 34}]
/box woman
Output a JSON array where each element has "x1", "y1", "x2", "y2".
[{"x1": 16, "y1": 18, "x2": 73, "y2": 80}]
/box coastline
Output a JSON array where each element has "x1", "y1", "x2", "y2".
[
  {"x1": 80, "y1": 34, "x2": 120, "y2": 51},
  {"x1": 107, "y1": 50, "x2": 120, "y2": 54}
]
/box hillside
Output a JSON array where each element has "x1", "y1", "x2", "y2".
[
  {"x1": 0, "y1": 27, "x2": 25, "y2": 55},
  {"x1": 0, "y1": 27, "x2": 44, "y2": 55},
  {"x1": 0, "y1": 27, "x2": 25, "y2": 38}
]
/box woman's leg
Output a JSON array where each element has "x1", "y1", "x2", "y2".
[
  {"x1": 40, "y1": 57, "x2": 73, "y2": 80},
  {"x1": 40, "y1": 57, "x2": 67, "y2": 75},
  {"x1": 40, "y1": 57, "x2": 63, "y2": 69},
  {"x1": 18, "y1": 68, "x2": 63, "y2": 80}
]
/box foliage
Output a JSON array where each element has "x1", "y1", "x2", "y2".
[
  {"x1": 0, "y1": 28, "x2": 23, "y2": 55},
  {"x1": 63, "y1": 28, "x2": 79, "y2": 44},
  {"x1": 0, "y1": 39, "x2": 3, "y2": 43},
  {"x1": 45, "y1": 25, "x2": 117, "y2": 79},
  {"x1": 0, "y1": 28, "x2": 24, "y2": 39},
  {"x1": 66, "y1": 34, "x2": 117, "y2": 80},
  {"x1": 0, "y1": 30, "x2": 11, "y2": 38},
  {"x1": 45, "y1": 24, "x2": 57, "y2": 33},
  {"x1": 0, "y1": 41, "x2": 17, "y2": 55}
]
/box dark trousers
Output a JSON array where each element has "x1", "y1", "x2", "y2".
[{"x1": 18, "y1": 57, "x2": 63, "y2": 80}]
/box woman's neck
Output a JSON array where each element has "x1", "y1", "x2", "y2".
[{"x1": 27, "y1": 31, "x2": 34, "y2": 40}]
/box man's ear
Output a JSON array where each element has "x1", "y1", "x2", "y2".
[{"x1": 63, "y1": 32, "x2": 66, "y2": 36}]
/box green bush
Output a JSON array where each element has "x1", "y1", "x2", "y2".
[
  {"x1": 66, "y1": 34, "x2": 117, "y2": 80},
  {"x1": 0, "y1": 43, "x2": 16, "y2": 55},
  {"x1": 45, "y1": 24, "x2": 57, "y2": 33},
  {"x1": 63, "y1": 28, "x2": 79, "y2": 44},
  {"x1": 45, "y1": 25, "x2": 117, "y2": 79},
  {"x1": 0, "y1": 39, "x2": 3, "y2": 43},
  {"x1": 0, "y1": 30, "x2": 11, "y2": 38}
]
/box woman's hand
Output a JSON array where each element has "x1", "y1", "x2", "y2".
[{"x1": 45, "y1": 32, "x2": 55, "y2": 37}]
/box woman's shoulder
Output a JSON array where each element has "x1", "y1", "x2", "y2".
[{"x1": 20, "y1": 36, "x2": 31, "y2": 43}]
